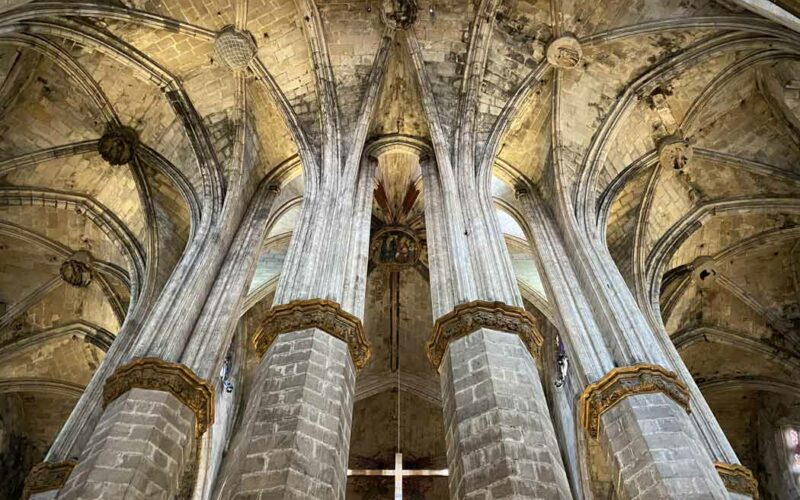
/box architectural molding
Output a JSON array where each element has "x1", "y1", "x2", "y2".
[
  {"x1": 698, "y1": 375, "x2": 800, "y2": 396},
  {"x1": 579, "y1": 364, "x2": 691, "y2": 439},
  {"x1": 645, "y1": 197, "x2": 800, "y2": 308},
  {"x1": 0, "y1": 321, "x2": 114, "y2": 360},
  {"x1": 355, "y1": 371, "x2": 442, "y2": 405},
  {"x1": 580, "y1": 16, "x2": 796, "y2": 46},
  {"x1": 575, "y1": 34, "x2": 796, "y2": 227},
  {"x1": 426, "y1": 300, "x2": 543, "y2": 370},
  {"x1": 0, "y1": 378, "x2": 84, "y2": 398},
  {"x1": 0, "y1": 2, "x2": 216, "y2": 39},
  {"x1": 22, "y1": 460, "x2": 77, "y2": 499},
  {"x1": 8, "y1": 18, "x2": 224, "y2": 212},
  {"x1": 715, "y1": 462, "x2": 759, "y2": 498},
  {"x1": 252, "y1": 299, "x2": 371, "y2": 371},
  {"x1": 102, "y1": 358, "x2": 214, "y2": 437},
  {"x1": 0, "y1": 187, "x2": 146, "y2": 292}
]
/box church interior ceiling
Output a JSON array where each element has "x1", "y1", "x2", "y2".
[{"x1": 0, "y1": 0, "x2": 799, "y2": 498}]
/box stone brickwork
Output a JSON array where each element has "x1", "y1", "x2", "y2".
[
  {"x1": 58, "y1": 388, "x2": 195, "y2": 500},
  {"x1": 439, "y1": 328, "x2": 572, "y2": 499},
  {"x1": 215, "y1": 328, "x2": 355, "y2": 499},
  {"x1": 600, "y1": 392, "x2": 728, "y2": 500}
]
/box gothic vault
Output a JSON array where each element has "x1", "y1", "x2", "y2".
[{"x1": 1, "y1": 0, "x2": 800, "y2": 499}]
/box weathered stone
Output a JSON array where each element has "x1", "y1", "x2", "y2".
[
  {"x1": 58, "y1": 388, "x2": 195, "y2": 500},
  {"x1": 98, "y1": 127, "x2": 138, "y2": 166},
  {"x1": 440, "y1": 328, "x2": 572, "y2": 499},
  {"x1": 546, "y1": 36, "x2": 582, "y2": 68},
  {"x1": 381, "y1": 0, "x2": 418, "y2": 29},
  {"x1": 59, "y1": 251, "x2": 93, "y2": 288},
  {"x1": 214, "y1": 329, "x2": 355, "y2": 500},
  {"x1": 691, "y1": 256, "x2": 718, "y2": 288},
  {"x1": 658, "y1": 134, "x2": 693, "y2": 171},
  {"x1": 599, "y1": 392, "x2": 728, "y2": 499}
]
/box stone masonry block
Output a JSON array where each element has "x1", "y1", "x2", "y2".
[{"x1": 440, "y1": 328, "x2": 572, "y2": 499}]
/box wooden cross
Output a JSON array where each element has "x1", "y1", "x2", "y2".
[{"x1": 348, "y1": 453, "x2": 448, "y2": 499}]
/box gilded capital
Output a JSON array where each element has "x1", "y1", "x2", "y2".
[
  {"x1": 715, "y1": 462, "x2": 759, "y2": 499},
  {"x1": 579, "y1": 363, "x2": 690, "y2": 439},
  {"x1": 426, "y1": 300, "x2": 543, "y2": 371},
  {"x1": 103, "y1": 358, "x2": 214, "y2": 438},
  {"x1": 22, "y1": 460, "x2": 77, "y2": 499},
  {"x1": 252, "y1": 299, "x2": 371, "y2": 371}
]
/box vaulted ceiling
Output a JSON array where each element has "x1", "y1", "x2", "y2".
[{"x1": 1, "y1": 0, "x2": 799, "y2": 498}]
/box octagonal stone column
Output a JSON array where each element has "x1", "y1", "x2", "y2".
[
  {"x1": 57, "y1": 359, "x2": 213, "y2": 500},
  {"x1": 428, "y1": 301, "x2": 572, "y2": 499},
  {"x1": 214, "y1": 300, "x2": 369, "y2": 500},
  {"x1": 517, "y1": 188, "x2": 738, "y2": 499}
]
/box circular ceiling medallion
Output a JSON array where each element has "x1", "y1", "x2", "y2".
[
  {"x1": 370, "y1": 226, "x2": 420, "y2": 269},
  {"x1": 381, "y1": 0, "x2": 418, "y2": 29},
  {"x1": 546, "y1": 36, "x2": 582, "y2": 69},
  {"x1": 60, "y1": 251, "x2": 93, "y2": 288},
  {"x1": 658, "y1": 134, "x2": 693, "y2": 171},
  {"x1": 98, "y1": 127, "x2": 138, "y2": 166},
  {"x1": 214, "y1": 26, "x2": 257, "y2": 71}
]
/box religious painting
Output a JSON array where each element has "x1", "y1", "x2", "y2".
[{"x1": 371, "y1": 227, "x2": 420, "y2": 269}]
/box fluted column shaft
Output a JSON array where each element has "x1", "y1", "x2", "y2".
[
  {"x1": 213, "y1": 152, "x2": 375, "y2": 499},
  {"x1": 517, "y1": 189, "x2": 729, "y2": 499},
  {"x1": 52, "y1": 170, "x2": 277, "y2": 500},
  {"x1": 422, "y1": 158, "x2": 572, "y2": 499}
]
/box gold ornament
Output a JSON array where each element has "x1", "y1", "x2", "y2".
[
  {"x1": 715, "y1": 462, "x2": 759, "y2": 499},
  {"x1": 22, "y1": 460, "x2": 77, "y2": 499},
  {"x1": 252, "y1": 299, "x2": 371, "y2": 371},
  {"x1": 426, "y1": 300, "x2": 543, "y2": 371},
  {"x1": 103, "y1": 358, "x2": 214, "y2": 438},
  {"x1": 579, "y1": 364, "x2": 690, "y2": 439}
]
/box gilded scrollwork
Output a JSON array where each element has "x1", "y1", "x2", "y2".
[
  {"x1": 252, "y1": 299, "x2": 371, "y2": 371},
  {"x1": 22, "y1": 460, "x2": 77, "y2": 499},
  {"x1": 579, "y1": 364, "x2": 691, "y2": 439},
  {"x1": 715, "y1": 462, "x2": 759, "y2": 499},
  {"x1": 103, "y1": 358, "x2": 214, "y2": 438},
  {"x1": 426, "y1": 300, "x2": 543, "y2": 371}
]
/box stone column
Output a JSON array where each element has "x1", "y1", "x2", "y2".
[
  {"x1": 214, "y1": 301, "x2": 368, "y2": 499},
  {"x1": 421, "y1": 149, "x2": 572, "y2": 498},
  {"x1": 57, "y1": 359, "x2": 212, "y2": 500},
  {"x1": 520, "y1": 186, "x2": 732, "y2": 499},
  {"x1": 213, "y1": 143, "x2": 375, "y2": 498},
  {"x1": 427, "y1": 302, "x2": 572, "y2": 499}
]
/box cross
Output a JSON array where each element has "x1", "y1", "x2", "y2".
[{"x1": 348, "y1": 453, "x2": 448, "y2": 499}]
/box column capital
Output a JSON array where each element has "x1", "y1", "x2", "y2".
[
  {"x1": 103, "y1": 358, "x2": 214, "y2": 437},
  {"x1": 252, "y1": 299, "x2": 371, "y2": 370},
  {"x1": 22, "y1": 460, "x2": 77, "y2": 499},
  {"x1": 426, "y1": 300, "x2": 543, "y2": 370},
  {"x1": 580, "y1": 363, "x2": 690, "y2": 438},
  {"x1": 715, "y1": 462, "x2": 759, "y2": 499}
]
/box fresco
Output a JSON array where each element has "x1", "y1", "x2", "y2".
[{"x1": 371, "y1": 228, "x2": 419, "y2": 268}]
